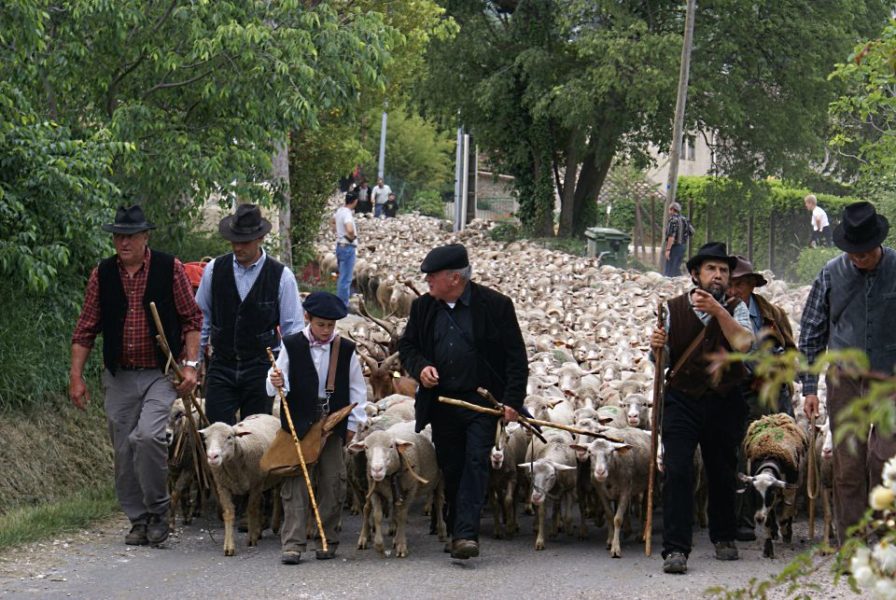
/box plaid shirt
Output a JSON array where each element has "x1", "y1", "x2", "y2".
[
  {"x1": 665, "y1": 214, "x2": 690, "y2": 245},
  {"x1": 72, "y1": 249, "x2": 203, "y2": 367},
  {"x1": 798, "y1": 268, "x2": 831, "y2": 396}
]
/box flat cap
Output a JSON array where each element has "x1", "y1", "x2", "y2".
[
  {"x1": 302, "y1": 291, "x2": 347, "y2": 320},
  {"x1": 420, "y1": 243, "x2": 469, "y2": 273}
]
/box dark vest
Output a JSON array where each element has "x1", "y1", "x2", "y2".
[
  {"x1": 666, "y1": 293, "x2": 746, "y2": 398},
  {"x1": 281, "y1": 334, "x2": 355, "y2": 439},
  {"x1": 210, "y1": 253, "x2": 284, "y2": 361},
  {"x1": 828, "y1": 248, "x2": 896, "y2": 375},
  {"x1": 97, "y1": 250, "x2": 182, "y2": 374}
]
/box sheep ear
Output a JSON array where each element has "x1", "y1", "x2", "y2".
[
  {"x1": 517, "y1": 462, "x2": 535, "y2": 470},
  {"x1": 393, "y1": 438, "x2": 414, "y2": 453},
  {"x1": 569, "y1": 443, "x2": 587, "y2": 453},
  {"x1": 235, "y1": 431, "x2": 253, "y2": 437},
  {"x1": 347, "y1": 440, "x2": 367, "y2": 454},
  {"x1": 737, "y1": 473, "x2": 753, "y2": 484},
  {"x1": 611, "y1": 443, "x2": 632, "y2": 454}
]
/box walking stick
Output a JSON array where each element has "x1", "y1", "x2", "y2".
[
  {"x1": 149, "y1": 302, "x2": 215, "y2": 496},
  {"x1": 266, "y1": 347, "x2": 328, "y2": 553},
  {"x1": 807, "y1": 414, "x2": 819, "y2": 540},
  {"x1": 644, "y1": 301, "x2": 667, "y2": 556}
]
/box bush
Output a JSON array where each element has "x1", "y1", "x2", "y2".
[
  {"x1": 404, "y1": 188, "x2": 445, "y2": 218},
  {"x1": 794, "y1": 246, "x2": 841, "y2": 285},
  {"x1": 488, "y1": 222, "x2": 524, "y2": 242}
]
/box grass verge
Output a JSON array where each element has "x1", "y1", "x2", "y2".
[{"x1": 0, "y1": 484, "x2": 119, "y2": 550}]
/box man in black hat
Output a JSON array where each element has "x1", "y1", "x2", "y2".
[
  {"x1": 800, "y1": 201, "x2": 896, "y2": 545},
  {"x1": 649, "y1": 241, "x2": 753, "y2": 574},
  {"x1": 399, "y1": 243, "x2": 528, "y2": 560},
  {"x1": 267, "y1": 291, "x2": 367, "y2": 564},
  {"x1": 196, "y1": 203, "x2": 304, "y2": 425},
  {"x1": 70, "y1": 205, "x2": 203, "y2": 547}
]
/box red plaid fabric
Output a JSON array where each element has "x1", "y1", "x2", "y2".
[{"x1": 72, "y1": 249, "x2": 203, "y2": 367}]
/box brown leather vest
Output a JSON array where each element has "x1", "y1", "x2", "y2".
[{"x1": 666, "y1": 292, "x2": 746, "y2": 398}]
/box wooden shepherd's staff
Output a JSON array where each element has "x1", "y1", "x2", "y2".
[
  {"x1": 644, "y1": 301, "x2": 667, "y2": 556},
  {"x1": 437, "y1": 396, "x2": 624, "y2": 443},
  {"x1": 266, "y1": 347, "x2": 329, "y2": 553},
  {"x1": 148, "y1": 302, "x2": 214, "y2": 497}
]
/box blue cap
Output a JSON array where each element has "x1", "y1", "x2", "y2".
[{"x1": 302, "y1": 291, "x2": 347, "y2": 320}]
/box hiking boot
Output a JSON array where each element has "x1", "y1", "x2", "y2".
[
  {"x1": 315, "y1": 547, "x2": 338, "y2": 560},
  {"x1": 449, "y1": 539, "x2": 479, "y2": 559},
  {"x1": 281, "y1": 550, "x2": 301, "y2": 565},
  {"x1": 125, "y1": 522, "x2": 148, "y2": 546},
  {"x1": 146, "y1": 513, "x2": 170, "y2": 545},
  {"x1": 714, "y1": 540, "x2": 739, "y2": 561},
  {"x1": 735, "y1": 527, "x2": 756, "y2": 542},
  {"x1": 663, "y1": 551, "x2": 688, "y2": 574}
]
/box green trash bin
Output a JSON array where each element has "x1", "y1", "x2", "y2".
[{"x1": 584, "y1": 227, "x2": 631, "y2": 266}]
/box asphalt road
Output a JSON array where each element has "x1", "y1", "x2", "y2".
[{"x1": 0, "y1": 502, "x2": 856, "y2": 600}]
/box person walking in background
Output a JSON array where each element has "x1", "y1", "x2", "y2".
[
  {"x1": 804, "y1": 194, "x2": 832, "y2": 247},
  {"x1": 355, "y1": 178, "x2": 372, "y2": 215},
  {"x1": 382, "y1": 192, "x2": 399, "y2": 218},
  {"x1": 333, "y1": 194, "x2": 359, "y2": 308},
  {"x1": 663, "y1": 202, "x2": 694, "y2": 277},
  {"x1": 196, "y1": 204, "x2": 304, "y2": 425},
  {"x1": 70, "y1": 205, "x2": 203, "y2": 548},
  {"x1": 800, "y1": 201, "x2": 896, "y2": 546},
  {"x1": 372, "y1": 177, "x2": 392, "y2": 218}
]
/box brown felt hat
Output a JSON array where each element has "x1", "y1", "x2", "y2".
[{"x1": 730, "y1": 255, "x2": 768, "y2": 287}]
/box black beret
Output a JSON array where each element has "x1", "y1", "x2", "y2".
[
  {"x1": 420, "y1": 243, "x2": 469, "y2": 273},
  {"x1": 302, "y1": 291, "x2": 347, "y2": 320}
]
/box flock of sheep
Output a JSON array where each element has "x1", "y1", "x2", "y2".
[{"x1": 165, "y1": 207, "x2": 835, "y2": 561}]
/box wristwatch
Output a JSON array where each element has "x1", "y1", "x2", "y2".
[{"x1": 182, "y1": 360, "x2": 200, "y2": 369}]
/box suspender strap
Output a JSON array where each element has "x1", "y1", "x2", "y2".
[
  {"x1": 325, "y1": 337, "x2": 341, "y2": 395},
  {"x1": 665, "y1": 329, "x2": 706, "y2": 385}
]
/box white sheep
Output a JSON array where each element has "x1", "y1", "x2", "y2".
[{"x1": 200, "y1": 414, "x2": 281, "y2": 556}]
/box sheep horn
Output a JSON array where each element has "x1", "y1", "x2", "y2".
[
  {"x1": 358, "y1": 297, "x2": 397, "y2": 339},
  {"x1": 403, "y1": 279, "x2": 422, "y2": 297}
]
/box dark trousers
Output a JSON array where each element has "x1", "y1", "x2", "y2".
[
  {"x1": 664, "y1": 243, "x2": 685, "y2": 277},
  {"x1": 205, "y1": 356, "x2": 273, "y2": 425},
  {"x1": 828, "y1": 377, "x2": 896, "y2": 545},
  {"x1": 662, "y1": 387, "x2": 747, "y2": 557},
  {"x1": 430, "y1": 399, "x2": 497, "y2": 541}
]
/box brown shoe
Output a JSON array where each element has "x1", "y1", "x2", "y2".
[
  {"x1": 281, "y1": 550, "x2": 301, "y2": 565},
  {"x1": 146, "y1": 513, "x2": 169, "y2": 545},
  {"x1": 450, "y1": 539, "x2": 479, "y2": 559}
]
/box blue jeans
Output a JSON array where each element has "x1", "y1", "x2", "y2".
[
  {"x1": 374, "y1": 203, "x2": 384, "y2": 218},
  {"x1": 335, "y1": 244, "x2": 356, "y2": 307},
  {"x1": 664, "y1": 243, "x2": 685, "y2": 277}
]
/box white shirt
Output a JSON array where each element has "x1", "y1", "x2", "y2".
[
  {"x1": 266, "y1": 328, "x2": 368, "y2": 432},
  {"x1": 372, "y1": 184, "x2": 392, "y2": 205},
  {"x1": 334, "y1": 206, "x2": 357, "y2": 246},
  {"x1": 811, "y1": 206, "x2": 829, "y2": 232}
]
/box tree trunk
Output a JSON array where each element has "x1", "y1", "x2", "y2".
[
  {"x1": 272, "y1": 138, "x2": 292, "y2": 268},
  {"x1": 557, "y1": 134, "x2": 581, "y2": 236}
]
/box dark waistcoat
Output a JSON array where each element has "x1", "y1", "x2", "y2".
[
  {"x1": 281, "y1": 334, "x2": 355, "y2": 440},
  {"x1": 666, "y1": 293, "x2": 746, "y2": 398},
  {"x1": 210, "y1": 253, "x2": 284, "y2": 361},
  {"x1": 828, "y1": 248, "x2": 896, "y2": 374},
  {"x1": 97, "y1": 250, "x2": 182, "y2": 374}
]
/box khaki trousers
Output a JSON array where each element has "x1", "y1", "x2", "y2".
[
  {"x1": 827, "y1": 376, "x2": 896, "y2": 545},
  {"x1": 280, "y1": 433, "x2": 346, "y2": 552}
]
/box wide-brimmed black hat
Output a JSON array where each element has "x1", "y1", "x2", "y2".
[
  {"x1": 686, "y1": 241, "x2": 737, "y2": 273},
  {"x1": 420, "y1": 243, "x2": 469, "y2": 273},
  {"x1": 218, "y1": 204, "x2": 272, "y2": 242},
  {"x1": 303, "y1": 291, "x2": 347, "y2": 320},
  {"x1": 833, "y1": 201, "x2": 889, "y2": 253},
  {"x1": 102, "y1": 205, "x2": 156, "y2": 234}
]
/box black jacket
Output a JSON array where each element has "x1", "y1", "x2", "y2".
[{"x1": 399, "y1": 281, "x2": 528, "y2": 431}]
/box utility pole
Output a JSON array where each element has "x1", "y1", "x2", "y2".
[
  {"x1": 377, "y1": 103, "x2": 388, "y2": 179},
  {"x1": 454, "y1": 125, "x2": 463, "y2": 232},
  {"x1": 661, "y1": 0, "x2": 697, "y2": 270}
]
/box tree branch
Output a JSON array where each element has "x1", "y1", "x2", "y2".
[{"x1": 142, "y1": 69, "x2": 216, "y2": 99}]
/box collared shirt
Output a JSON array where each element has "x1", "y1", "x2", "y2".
[
  {"x1": 747, "y1": 294, "x2": 763, "y2": 335},
  {"x1": 72, "y1": 248, "x2": 203, "y2": 366},
  {"x1": 657, "y1": 290, "x2": 752, "y2": 362},
  {"x1": 196, "y1": 248, "x2": 303, "y2": 355},
  {"x1": 432, "y1": 283, "x2": 477, "y2": 392},
  {"x1": 334, "y1": 206, "x2": 357, "y2": 246},
  {"x1": 372, "y1": 184, "x2": 392, "y2": 205},
  {"x1": 265, "y1": 327, "x2": 368, "y2": 432}
]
